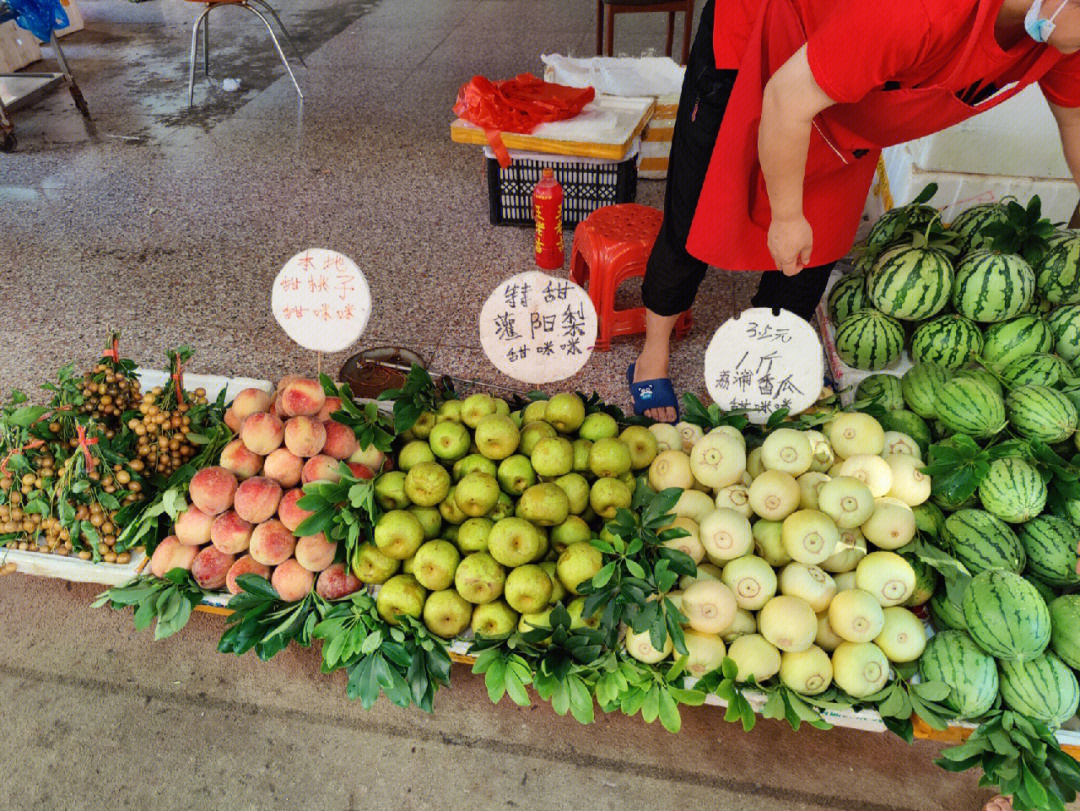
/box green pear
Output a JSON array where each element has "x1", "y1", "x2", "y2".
[
  {"x1": 408, "y1": 505, "x2": 443, "y2": 540},
  {"x1": 412, "y1": 540, "x2": 461, "y2": 591},
  {"x1": 443, "y1": 524, "x2": 459, "y2": 544},
  {"x1": 618, "y1": 470, "x2": 637, "y2": 489},
  {"x1": 554, "y1": 473, "x2": 591, "y2": 514},
  {"x1": 470, "y1": 599, "x2": 518, "y2": 637},
  {"x1": 404, "y1": 461, "x2": 451, "y2": 507},
  {"x1": 423, "y1": 589, "x2": 472, "y2": 638},
  {"x1": 374, "y1": 471, "x2": 410, "y2": 510},
  {"x1": 509, "y1": 410, "x2": 523, "y2": 428},
  {"x1": 518, "y1": 607, "x2": 554, "y2": 639},
  {"x1": 557, "y1": 542, "x2": 603, "y2": 594},
  {"x1": 454, "y1": 471, "x2": 501, "y2": 517},
  {"x1": 457, "y1": 517, "x2": 493, "y2": 553},
  {"x1": 376, "y1": 574, "x2": 427, "y2": 625},
  {"x1": 533, "y1": 526, "x2": 550, "y2": 562},
  {"x1": 454, "y1": 552, "x2": 506, "y2": 604},
  {"x1": 544, "y1": 393, "x2": 586, "y2": 433},
  {"x1": 590, "y1": 477, "x2": 633, "y2": 519},
  {"x1": 495, "y1": 399, "x2": 510, "y2": 416},
  {"x1": 461, "y1": 393, "x2": 498, "y2": 428},
  {"x1": 411, "y1": 411, "x2": 437, "y2": 439},
  {"x1": 567, "y1": 596, "x2": 601, "y2": 629},
  {"x1": 572, "y1": 439, "x2": 593, "y2": 474},
  {"x1": 474, "y1": 414, "x2": 520, "y2": 460},
  {"x1": 539, "y1": 561, "x2": 567, "y2": 604},
  {"x1": 504, "y1": 564, "x2": 554, "y2": 614},
  {"x1": 578, "y1": 412, "x2": 618, "y2": 442},
  {"x1": 429, "y1": 421, "x2": 470, "y2": 461},
  {"x1": 497, "y1": 454, "x2": 536, "y2": 496},
  {"x1": 351, "y1": 542, "x2": 400, "y2": 584},
  {"x1": 550, "y1": 515, "x2": 592, "y2": 553},
  {"x1": 398, "y1": 440, "x2": 437, "y2": 471},
  {"x1": 401, "y1": 555, "x2": 416, "y2": 575},
  {"x1": 374, "y1": 509, "x2": 425, "y2": 560},
  {"x1": 488, "y1": 492, "x2": 515, "y2": 521},
  {"x1": 438, "y1": 486, "x2": 468, "y2": 525},
  {"x1": 522, "y1": 400, "x2": 549, "y2": 424},
  {"x1": 619, "y1": 425, "x2": 659, "y2": 470},
  {"x1": 488, "y1": 517, "x2": 543, "y2": 567},
  {"x1": 531, "y1": 436, "x2": 574, "y2": 478},
  {"x1": 517, "y1": 483, "x2": 571, "y2": 527},
  {"x1": 589, "y1": 437, "x2": 632, "y2": 479},
  {"x1": 452, "y1": 453, "x2": 498, "y2": 482},
  {"x1": 519, "y1": 421, "x2": 557, "y2": 456},
  {"x1": 436, "y1": 399, "x2": 463, "y2": 423}
]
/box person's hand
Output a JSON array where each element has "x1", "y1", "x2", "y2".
[{"x1": 767, "y1": 215, "x2": 814, "y2": 276}]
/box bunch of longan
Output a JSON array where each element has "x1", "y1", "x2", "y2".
[{"x1": 126, "y1": 385, "x2": 209, "y2": 478}]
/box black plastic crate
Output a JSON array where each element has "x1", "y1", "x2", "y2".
[{"x1": 486, "y1": 154, "x2": 638, "y2": 226}]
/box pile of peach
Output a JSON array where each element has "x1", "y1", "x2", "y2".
[{"x1": 149, "y1": 377, "x2": 385, "y2": 602}]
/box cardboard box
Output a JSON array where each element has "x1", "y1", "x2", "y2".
[{"x1": 0, "y1": 20, "x2": 42, "y2": 73}]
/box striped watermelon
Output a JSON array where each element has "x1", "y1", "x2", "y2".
[
  {"x1": 879, "y1": 410, "x2": 932, "y2": 454},
  {"x1": 935, "y1": 377, "x2": 1007, "y2": 438},
  {"x1": 1060, "y1": 385, "x2": 1080, "y2": 415},
  {"x1": 1050, "y1": 595, "x2": 1080, "y2": 670},
  {"x1": 903, "y1": 554, "x2": 937, "y2": 607},
  {"x1": 919, "y1": 630, "x2": 999, "y2": 719},
  {"x1": 930, "y1": 589, "x2": 968, "y2": 631},
  {"x1": 954, "y1": 367, "x2": 1003, "y2": 397},
  {"x1": 977, "y1": 457, "x2": 1048, "y2": 523},
  {"x1": 1000, "y1": 353, "x2": 1072, "y2": 389},
  {"x1": 981, "y1": 315, "x2": 1054, "y2": 370},
  {"x1": 1063, "y1": 495, "x2": 1080, "y2": 527},
  {"x1": 912, "y1": 502, "x2": 946, "y2": 537},
  {"x1": 1047, "y1": 304, "x2": 1080, "y2": 363},
  {"x1": 942, "y1": 508, "x2": 1026, "y2": 574},
  {"x1": 911, "y1": 315, "x2": 983, "y2": 370},
  {"x1": 1005, "y1": 385, "x2": 1078, "y2": 443},
  {"x1": 999, "y1": 652, "x2": 1080, "y2": 727},
  {"x1": 1036, "y1": 235, "x2": 1080, "y2": 304},
  {"x1": 1029, "y1": 295, "x2": 1055, "y2": 316},
  {"x1": 901, "y1": 363, "x2": 948, "y2": 419},
  {"x1": 827, "y1": 273, "x2": 869, "y2": 327},
  {"x1": 834, "y1": 310, "x2": 904, "y2": 371},
  {"x1": 949, "y1": 203, "x2": 1010, "y2": 254},
  {"x1": 1028, "y1": 576, "x2": 1057, "y2": 606},
  {"x1": 867, "y1": 245, "x2": 954, "y2": 320},
  {"x1": 1048, "y1": 229, "x2": 1080, "y2": 249},
  {"x1": 962, "y1": 568, "x2": 1050, "y2": 661},
  {"x1": 867, "y1": 204, "x2": 939, "y2": 253},
  {"x1": 951, "y1": 250, "x2": 1034, "y2": 323},
  {"x1": 855, "y1": 374, "x2": 905, "y2": 410},
  {"x1": 1018, "y1": 515, "x2": 1080, "y2": 587}
]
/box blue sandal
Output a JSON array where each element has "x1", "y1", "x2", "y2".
[{"x1": 627, "y1": 363, "x2": 680, "y2": 422}]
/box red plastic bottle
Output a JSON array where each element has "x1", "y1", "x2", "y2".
[{"x1": 533, "y1": 168, "x2": 565, "y2": 270}]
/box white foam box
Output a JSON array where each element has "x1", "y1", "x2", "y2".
[
  {"x1": 54, "y1": 0, "x2": 84, "y2": 38},
  {"x1": 637, "y1": 93, "x2": 677, "y2": 179},
  {"x1": 0, "y1": 20, "x2": 42, "y2": 73}
]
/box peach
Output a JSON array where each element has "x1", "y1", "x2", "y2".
[
  {"x1": 316, "y1": 563, "x2": 362, "y2": 600},
  {"x1": 233, "y1": 476, "x2": 283, "y2": 524},
  {"x1": 189, "y1": 466, "x2": 238, "y2": 516},
  {"x1": 174, "y1": 504, "x2": 214, "y2": 547},
  {"x1": 191, "y1": 546, "x2": 236, "y2": 591},
  {"x1": 224, "y1": 407, "x2": 242, "y2": 434},
  {"x1": 284, "y1": 416, "x2": 327, "y2": 458},
  {"x1": 302, "y1": 454, "x2": 341, "y2": 484},
  {"x1": 269, "y1": 397, "x2": 280, "y2": 418},
  {"x1": 225, "y1": 554, "x2": 271, "y2": 595},
  {"x1": 277, "y1": 374, "x2": 302, "y2": 392},
  {"x1": 349, "y1": 445, "x2": 386, "y2": 471},
  {"x1": 278, "y1": 489, "x2": 313, "y2": 532},
  {"x1": 279, "y1": 378, "x2": 326, "y2": 418},
  {"x1": 249, "y1": 519, "x2": 296, "y2": 566},
  {"x1": 219, "y1": 438, "x2": 263, "y2": 481},
  {"x1": 231, "y1": 387, "x2": 272, "y2": 420},
  {"x1": 271, "y1": 559, "x2": 315, "y2": 602},
  {"x1": 347, "y1": 463, "x2": 374, "y2": 480},
  {"x1": 317, "y1": 396, "x2": 343, "y2": 422},
  {"x1": 211, "y1": 510, "x2": 253, "y2": 555},
  {"x1": 241, "y1": 412, "x2": 284, "y2": 455},
  {"x1": 322, "y1": 420, "x2": 359, "y2": 460},
  {"x1": 150, "y1": 536, "x2": 199, "y2": 579},
  {"x1": 262, "y1": 448, "x2": 303, "y2": 488},
  {"x1": 295, "y1": 532, "x2": 337, "y2": 573}
]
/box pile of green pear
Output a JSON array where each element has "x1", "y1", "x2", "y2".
[{"x1": 354, "y1": 392, "x2": 660, "y2": 640}]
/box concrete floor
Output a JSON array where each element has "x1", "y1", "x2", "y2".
[{"x1": 0, "y1": 0, "x2": 1015, "y2": 808}]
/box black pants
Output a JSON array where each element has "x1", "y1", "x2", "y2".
[{"x1": 640, "y1": 0, "x2": 833, "y2": 323}]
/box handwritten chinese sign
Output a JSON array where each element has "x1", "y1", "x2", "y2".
[
  {"x1": 704, "y1": 308, "x2": 823, "y2": 424},
  {"x1": 271, "y1": 249, "x2": 372, "y2": 353},
  {"x1": 479, "y1": 271, "x2": 597, "y2": 384}
]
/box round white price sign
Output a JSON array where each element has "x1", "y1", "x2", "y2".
[
  {"x1": 479, "y1": 271, "x2": 597, "y2": 384},
  {"x1": 271, "y1": 249, "x2": 372, "y2": 353},
  {"x1": 704, "y1": 308, "x2": 823, "y2": 424}
]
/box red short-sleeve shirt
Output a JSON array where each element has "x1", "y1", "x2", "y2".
[{"x1": 713, "y1": 0, "x2": 1080, "y2": 107}]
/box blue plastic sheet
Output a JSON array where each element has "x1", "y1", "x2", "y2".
[{"x1": 6, "y1": 0, "x2": 68, "y2": 43}]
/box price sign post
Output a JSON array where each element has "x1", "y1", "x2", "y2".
[
  {"x1": 479, "y1": 270, "x2": 598, "y2": 385},
  {"x1": 271, "y1": 248, "x2": 372, "y2": 370},
  {"x1": 704, "y1": 308, "x2": 823, "y2": 424}
]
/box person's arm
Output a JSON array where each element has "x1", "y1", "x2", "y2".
[
  {"x1": 758, "y1": 45, "x2": 839, "y2": 275},
  {"x1": 1047, "y1": 98, "x2": 1080, "y2": 192}
]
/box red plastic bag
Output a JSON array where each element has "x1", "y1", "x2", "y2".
[{"x1": 454, "y1": 73, "x2": 595, "y2": 168}]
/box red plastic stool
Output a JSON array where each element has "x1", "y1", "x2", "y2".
[{"x1": 570, "y1": 203, "x2": 693, "y2": 351}]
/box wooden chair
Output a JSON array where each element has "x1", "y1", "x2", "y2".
[{"x1": 596, "y1": 0, "x2": 694, "y2": 65}]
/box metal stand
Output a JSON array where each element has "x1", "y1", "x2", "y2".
[{"x1": 188, "y1": 0, "x2": 305, "y2": 106}]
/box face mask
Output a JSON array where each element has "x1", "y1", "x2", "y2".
[{"x1": 1026, "y1": 0, "x2": 1068, "y2": 43}]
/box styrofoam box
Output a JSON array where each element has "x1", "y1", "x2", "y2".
[
  {"x1": 54, "y1": 0, "x2": 84, "y2": 38},
  {"x1": 0, "y1": 20, "x2": 41, "y2": 73},
  {"x1": 0, "y1": 368, "x2": 271, "y2": 588}
]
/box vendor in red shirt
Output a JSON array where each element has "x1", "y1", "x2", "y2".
[{"x1": 628, "y1": 0, "x2": 1080, "y2": 423}]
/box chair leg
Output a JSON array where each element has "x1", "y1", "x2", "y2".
[
  {"x1": 605, "y1": 4, "x2": 614, "y2": 56},
  {"x1": 48, "y1": 32, "x2": 90, "y2": 117},
  {"x1": 682, "y1": 0, "x2": 694, "y2": 65},
  {"x1": 595, "y1": 0, "x2": 603, "y2": 56},
  {"x1": 665, "y1": 11, "x2": 674, "y2": 57},
  {"x1": 239, "y1": 2, "x2": 304, "y2": 100},
  {"x1": 203, "y1": 15, "x2": 210, "y2": 75},
  {"x1": 249, "y1": 0, "x2": 307, "y2": 67},
  {"x1": 188, "y1": 5, "x2": 213, "y2": 106}
]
